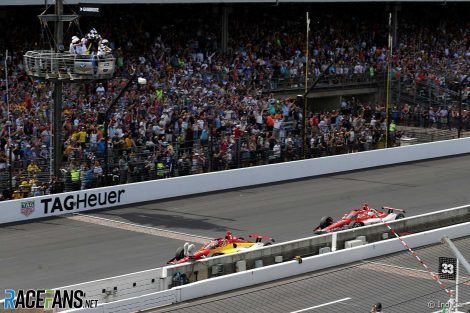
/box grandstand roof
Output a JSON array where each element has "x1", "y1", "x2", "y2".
[{"x1": 0, "y1": 0, "x2": 467, "y2": 5}]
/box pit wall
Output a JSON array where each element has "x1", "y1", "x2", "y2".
[
  {"x1": 63, "y1": 220, "x2": 470, "y2": 313},
  {"x1": 46, "y1": 205, "x2": 470, "y2": 308}
]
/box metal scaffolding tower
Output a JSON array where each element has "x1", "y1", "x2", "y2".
[{"x1": 23, "y1": 0, "x2": 115, "y2": 180}]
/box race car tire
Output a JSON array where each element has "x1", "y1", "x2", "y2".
[
  {"x1": 175, "y1": 247, "x2": 184, "y2": 260},
  {"x1": 319, "y1": 216, "x2": 333, "y2": 228},
  {"x1": 351, "y1": 222, "x2": 363, "y2": 228},
  {"x1": 264, "y1": 242, "x2": 272, "y2": 247},
  {"x1": 396, "y1": 213, "x2": 405, "y2": 220}
]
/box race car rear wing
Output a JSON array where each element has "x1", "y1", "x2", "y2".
[
  {"x1": 248, "y1": 233, "x2": 275, "y2": 243},
  {"x1": 382, "y1": 207, "x2": 406, "y2": 214}
]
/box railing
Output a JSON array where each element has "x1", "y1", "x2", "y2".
[
  {"x1": 391, "y1": 78, "x2": 461, "y2": 109},
  {"x1": 3, "y1": 123, "x2": 469, "y2": 199},
  {"x1": 267, "y1": 71, "x2": 385, "y2": 94},
  {"x1": 23, "y1": 50, "x2": 115, "y2": 81}
]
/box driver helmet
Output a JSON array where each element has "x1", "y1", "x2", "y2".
[
  {"x1": 225, "y1": 231, "x2": 233, "y2": 240},
  {"x1": 363, "y1": 203, "x2": 369, "y2": 210}
]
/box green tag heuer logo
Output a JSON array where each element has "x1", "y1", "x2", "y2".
[{"x1": 21, "y1": 201, "x2": 35, "y2": 217}]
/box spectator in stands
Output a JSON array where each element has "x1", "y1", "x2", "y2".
[
  {"x1": 93, "y1": 160, "x2": 103, "y2": 187},
  {"x1": 27, "y1": 161, "x2": 40, "y2": 177},
  {"x1": 70, "y1": 164, "x2": 81, "y2": 191},
  {"x1": 96, "y1": 83, "x2": 105, "y2": 97}
]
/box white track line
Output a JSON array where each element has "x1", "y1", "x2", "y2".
[
  {"x1": 288, "y1": 297, "x2": 352, "y2": 313},
  {"x1": 66, "y1": 213, "x2": 211, "y2": 244},
  {"x1": 360, "y1": 261, "x2": 470, "y2": 285}
]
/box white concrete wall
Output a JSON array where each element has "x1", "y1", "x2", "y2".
[
  {"x1": 3, "y1": 138, "x2": 470, "y2": 225},
  {"x1": 177, "y1": 221, "x2": 470, "y2": 301},
  {"x1": 61, "y1": 289, "x2": 178, "y2": 313},
  {"x1": 55, "y1": 267, "x2": 166, "y2": 303}
]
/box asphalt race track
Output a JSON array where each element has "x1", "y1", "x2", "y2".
[{"x1": 1, "y1": 154, "x2": 470, "y2": 293}]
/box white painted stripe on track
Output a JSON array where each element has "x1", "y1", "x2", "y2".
[
  {"x1": 360, "y1": 261, "x2": 470, "y2": 285},
  {"x1": 364, "y1": 261, "x2": 429, "y2": 273},
  {"x1": 66, "y1": 213, "x2": 211, "y2": 244},
  {"x1": 288, "y1": 297, "x2": 352, "y2": 313}
]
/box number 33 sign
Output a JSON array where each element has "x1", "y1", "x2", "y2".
[{"x1": 439, "y1": 257, "x2": 457, "y2": 280}]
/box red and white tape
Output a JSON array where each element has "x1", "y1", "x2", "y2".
[{"x1": 371, "y1": 208, "x2": 452, "y2": 297}]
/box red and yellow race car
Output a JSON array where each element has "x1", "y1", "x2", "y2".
[
  {"x1": 167, "y1": 231, "x2": 275, "y2": 265},
  {"x1": 313, "y1": 203, "x2": 405, "y2": 234}
]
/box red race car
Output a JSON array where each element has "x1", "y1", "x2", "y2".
[
  {"x1": 167, "y1": 231, "x2": 275, "y2": 265},
  {"x1": 313, "y1": 204, "x2": 405, "y2": 234}
]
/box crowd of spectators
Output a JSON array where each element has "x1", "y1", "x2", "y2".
[{"x1": 0, "y1": 3, "x2": 468, "y2": 200}]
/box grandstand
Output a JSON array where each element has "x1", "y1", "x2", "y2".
[{"x1": 0, "y1": 1, "x2": 468, "y2": 201}]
